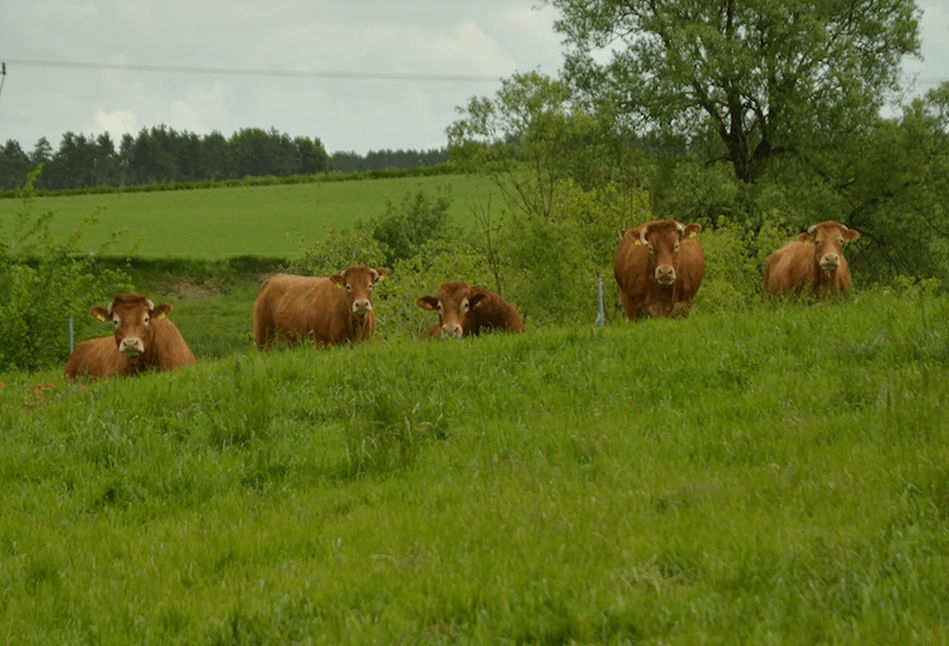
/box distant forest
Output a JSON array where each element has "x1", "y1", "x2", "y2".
[{"x1": 0, "y1": 126, "x2": 450, "y2": 191}]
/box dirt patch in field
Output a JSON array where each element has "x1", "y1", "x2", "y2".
[{"x1": 166, "y1": 280, "x2": 220, "y2": 300}]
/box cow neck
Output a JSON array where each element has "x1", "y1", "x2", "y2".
[
  {"x1": 817, "y1": 266, "x2": 839, "y2": 297},
  {"x1": 349, "y1": 311, "x2": 373, "y2": 339}
]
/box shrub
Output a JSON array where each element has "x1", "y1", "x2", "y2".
[
  {"x1": 370, "y1": 184, "x2": 461, "y2": 266},
  {"x1": 0, "y1": 167, "x2": 132, "y2": 371},
  {"x1": 697, "y1": 215, "x2": 796, "y2": 312}
]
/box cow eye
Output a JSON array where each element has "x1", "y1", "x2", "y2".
[
  {"x1": 346, "y1": 284, "x2": 353, "y2": 292},
  {"x1": 674, "y1": 242, "x2": 680, "y2": 252},
  {"x1": 143, "y1": 316, "x2": 150, "y2": 324},
  {"x1": 367, "y1": 283, "x2": 373, "y2": 291},
  {"x1": 647, "y1": 245, "x2": 654, "y2": 254},
  {"x1": 113, "y1": 320, "x2": 119, "y2": 327}
]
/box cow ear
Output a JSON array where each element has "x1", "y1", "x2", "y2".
[
  {"x1": 374, "y1": 267, "x2": 389, "y2": 283},
  {"x1": 90, "y1": 306, "x2": 111, "y2": 322},
  {"x1": 843, "y1": 228, "x2": 860, "y2": 243},
  {"x1": 468, "y1": 291, "x2": 488, "y2": 309},
  {"x1": 330, "y1": 274, "x2": 346, "y2": 288},
  {"x1": 797, "y1": 232, "x2": 813, "y2": 244},
  {"x1": 683, "y1": 223, "x2": 702, "y2": 239},
  {"x1": 416, "y1": 296, "x2": 438, "y2": 311},
  {"x1": 152, "y1": 303, "x2": 173, "y2": 320}
]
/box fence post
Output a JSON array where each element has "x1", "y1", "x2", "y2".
[
  {"x1": 68, "y1": 317, "x2": 74, "y2": 355},
  {"x1": 595, "y1": 277, "x2": 606, "y2": 327}
]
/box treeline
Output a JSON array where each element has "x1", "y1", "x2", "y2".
[
  {"x1": 0, "y1": 126, "x2": 449, "y2": 191},
  {"x1": 331, "y1": 148, "x2": 449, "y2": 173}
]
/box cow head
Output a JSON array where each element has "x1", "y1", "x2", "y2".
[
  {"x1": 797, "y1": 221, "x2": 860, "y2": 273},
  {"x1": 330, "y1": 265, "x2": 389, "y2": 317},
  {"x1": 416, "y1": 282, "x2": 486, "y2": 338},
  {"x1": 638, "y1": 220, "x2": 702, "y2": 285},
  {"x1": 90, "y1": 294, "x2": 172, "y2": 359}
]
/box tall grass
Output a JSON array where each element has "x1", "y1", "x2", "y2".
[{"x1": 1, "y1": 291, "x2": 948, "y2": 642}]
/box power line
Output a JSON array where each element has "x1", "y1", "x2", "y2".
[
  {"x1": 4, "y1": 58, "x2": 945, "y2": 86},
  {"x1": 0, "y1": 58, "x2": 503, "y2": 83}
]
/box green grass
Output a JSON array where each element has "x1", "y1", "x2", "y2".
[
  {"x1": 2, "y1": 291, "x2": 949, "y2": 643},
  {"x1": 0, "y1": 173, "x2": 496, "y2": 259}
]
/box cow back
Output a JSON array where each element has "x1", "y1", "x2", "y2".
[
  {"x1": 469, "y1": 288, "x2": 525, "y2": 334},
  {"x1": 142, "y1": 318, "x2": 198, "y2": 370},
  {"x1": 254, "y1": 273, "x2": 374, "y2": 347},
  {"x1": 65, "y1": 337, "x2": 132, "y2": 380}
]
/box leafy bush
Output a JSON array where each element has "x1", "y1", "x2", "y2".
[
  {"x1": 0, "y1": 167, "x2": 132, "y2": 371},
  {"x1": 697, "y1": 215, "x2": 796, "y2": 312},
  {"x1": 370, "y1": 184, "x2": 461, "y2": 266}
]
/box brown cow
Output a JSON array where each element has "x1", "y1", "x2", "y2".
[
  {"x1": 763, "y1": 220, "x2": 860, "y2": 299},
  {"x1": 253, "y1": 265, "x2": 389, "y2": 349},
  {"x1": 614, "y1": 219, "x2": 705, "y2": 320},
  {"x1": 64, "y1": 294, "x2": 197, "y2": 380},
  {"x1": 416, "y1": 281, "x2": 525, "y2": 338}
]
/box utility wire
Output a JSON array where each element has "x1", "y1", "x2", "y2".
[
  {"x1": 4, "y1": 58, "x2": 946, "y2": 85},
  {"x1": 0, "y1": 58, "x2": 503, "y2": 82}
]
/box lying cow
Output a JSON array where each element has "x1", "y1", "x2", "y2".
[
  {"x1": 64, "y1": 294, "x2": 198, "y2": 380},
  {"x1": 253, "y1": 265, "x2": 388, "y2": 349},
  {"x1": 763, "y1": 220, "x2": 860, "y2": 299},
  {"x1": 614, "y1": 218, "x2": 705, "y2": 320},
  {"x1": 416, "y1": 281, "x2": 525, "y2": 338}
]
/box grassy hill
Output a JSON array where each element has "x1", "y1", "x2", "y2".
[
  {"x1": 0, "y1": 173, "x2": 496, "y2": 259},
  {"x1": 2, "y1": 290, "x2": 949, "y2": 642}
]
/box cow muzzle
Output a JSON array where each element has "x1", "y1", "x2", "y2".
[
  {"x1": 352, "y1": 300, "x2": 373, "y2": 316},
  {"x1": 440, "y1": 323, "x2": 464, "y2": 338},
  {"x1": 655, "y1": 265, "x2": 676, "y2": 286},
  {"x1": 119, "y1": 337, "x2": 145, "y2": 357},
  {"x1": 820, "y1": 253, "x2": 840, "y2": 272}
]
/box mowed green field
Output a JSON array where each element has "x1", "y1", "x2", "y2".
[
  {"x1": 2, "y1": 293, "x2": 949, "y2": 642},
  {"x1": 0, "y1": 174, "x2": 495, "y2": 259}
]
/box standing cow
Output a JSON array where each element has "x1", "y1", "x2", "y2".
[
  {"x1": 614, "y1": 219, "x2": 705, "y2": 320},
  {"x1": 763, "y1": 220, "x2": 860, "y2": 299},
  {"x1": 253, "y1": 265, "x2": 388, "y2": 349},
  {"x1": 64, "y1": 294, "x2": 198, "y2": 380},
  {"x1": 416, "y1": 281, "x2": 525, "y2": 338}
]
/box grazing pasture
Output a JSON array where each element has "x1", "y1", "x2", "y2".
[
  {"x1": 2, "y1": 291, "x2": 949, "y2": 643},
  {"x1": 0, "y1": 173, "x2": 495, "y2": 259}
]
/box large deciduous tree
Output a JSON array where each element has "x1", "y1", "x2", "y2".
[{"x1": 550, "y1": 0, "x2": 921, "y2": 183}]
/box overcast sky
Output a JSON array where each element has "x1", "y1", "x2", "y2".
[{"x1": 1, "y1": 0, "x2": 947, "y2": 156}]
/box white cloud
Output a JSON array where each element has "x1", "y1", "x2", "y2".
[
  {"x1": 94, "y1": 108, "x2": 137, "y2": 142},
  {"x1": 1, "y1": 0, "x2": 947, "y2": 154}
]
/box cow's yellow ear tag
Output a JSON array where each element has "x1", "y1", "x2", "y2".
[
  {"x1": 634, "y1": 239, "x2": 643, "y2": 246},
  {"x1": 95, "y1": 314, "x2": 108, "y2": 322},
  {"x1": 377, "y1": 275, "x2": 386, "y2": 283},
  {"x1": 689, "y1": 232, "x2": 698, "y2": 239},
  {"x1": 156, "y1": 313, "x2": 166, "y2": 320}
]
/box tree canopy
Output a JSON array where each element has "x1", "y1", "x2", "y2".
[{"x1": 550, "y1": 0, "x2": 921, "y2": 183}]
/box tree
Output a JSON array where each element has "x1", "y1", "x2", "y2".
[
  {"x1": 550, "y1": 0, "x2": 921, "y2": 184},
  {"x1": 0, "y1": 140, "x2": 31, "y2": 190}
]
